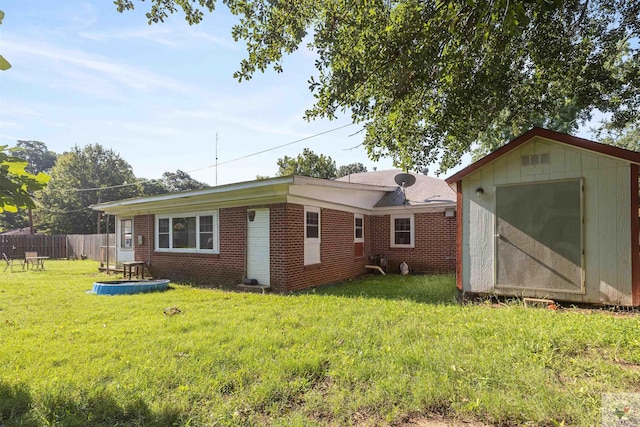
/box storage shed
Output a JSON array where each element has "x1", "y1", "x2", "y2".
[{"x1": 446, "y1": 128, "x2": 640, "y2": 306}]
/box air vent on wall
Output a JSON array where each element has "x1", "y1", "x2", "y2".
[{"x1": 521, "y1": 154, "x2": 550, "y2": 167}]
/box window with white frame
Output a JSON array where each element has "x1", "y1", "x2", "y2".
[
  {"x1": 354, "y1": 214, "x2": 364, "y2": 242},
  {"x1": 156, "y1": 211, "x2": 219, "y2": 253},
  {"x1": 120, "y1": 219, "x2": 133, "y2": 249},
  {"x1": 304, "y1": 206, "x2": 321, "y2": 265},
  {"x1": 390, "y1": 214, "x2": 414, "y2": 247}
]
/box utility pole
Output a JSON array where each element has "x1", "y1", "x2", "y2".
[{"x1": 215, "y1": 132, "x2": 219, "y2": 186}]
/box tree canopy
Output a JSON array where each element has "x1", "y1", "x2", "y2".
[
  {"x1": 592, "y1": 120, "x2": 640, "y2": 152},
  {"x1": 36, "y1": 144, "x2": 139, "y2": 234},
  {"x1": 116, "y1": 0, "x2": 640, "y2": 173},
  {"x1": 160, "y1": 169, "x2": 209, "y2": 192},
  {"x1": 276, "y1": 148, "x2": 337, "y2": 179},
  {"x1": 337, "y1": 162, "x2": 367, "y2": 178},
  {"x1": 14, "y1": 140, "x2": 58, "y2": 174}
]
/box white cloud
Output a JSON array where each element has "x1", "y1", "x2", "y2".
[
  {"x1": 4, "y1": 38, "x2": 198, "y2": 96},
  {"x1": 79, "y1": 27, "x2": 181, "y2": 47},
  {"x1": 78, "y1": 26, "x2": 237, "y2": 50},
  {"x1": 0, "y1": 121, "x2": 22, "y2": 131}
]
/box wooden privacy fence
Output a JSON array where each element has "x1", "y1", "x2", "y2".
[
  {"x1": 67, "y1": 234, "x2": 115, "y2": 262},
  {"x1": 0, "y1": 234, "x2": 115, "y2": 261}
]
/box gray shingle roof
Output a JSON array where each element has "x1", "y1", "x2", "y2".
[{"x1": 337, "y1": 170, "x2": 455, "y2": 207}]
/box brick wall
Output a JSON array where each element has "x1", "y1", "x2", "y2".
[
  {"x1": 270, "y1": 204, "x2": 369, "y2": 292},
  {"x1": 133, "y1": 208, "x2": 246, "y2": 287},
  {"x1": 132, "y1": 204, "x2": 455, "y2": 291},
  {"x1": 370, "y1": 211, "x2": 456, "y2": 274}
]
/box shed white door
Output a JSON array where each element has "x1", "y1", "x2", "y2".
[
  {"x1": 247, "y1": 209, "x2": 270, "y2": 285},
  {"x1": 495, "y1": 180, "x2": 583, "y2": 293}
]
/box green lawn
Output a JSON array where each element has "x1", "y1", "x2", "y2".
[{"x1": 0, "y1": 261, "x2": 638, "y2": 426}]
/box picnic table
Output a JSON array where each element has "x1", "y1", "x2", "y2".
[{"x1": 25, "y1": 256, "x2": 49, "y2": 271}]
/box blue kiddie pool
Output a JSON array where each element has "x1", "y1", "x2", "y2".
[{"x1": 92, "y1": 279, "x2": 170, "y2": 295}]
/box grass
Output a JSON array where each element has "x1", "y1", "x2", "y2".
[{"x1": 0, "y1": 261, "x2": 639, "y2": 426}]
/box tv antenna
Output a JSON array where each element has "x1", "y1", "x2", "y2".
[
  {"x1": 394, "y1": 173, "x2": 416, "y2": 204},
  {"x1": 215, "y1": 132, "x2": 218, "y2": 186}
]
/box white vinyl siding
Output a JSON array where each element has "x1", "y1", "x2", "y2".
[
  {"x1": 390, "y1": 214, "x2": 415, "y2": 248},
  {"x1": 155, "y1": 211, "x2": 219, "y2": 253},
  {"x1": 304, "y1": 206, "x2": 321, "y2": 265}
]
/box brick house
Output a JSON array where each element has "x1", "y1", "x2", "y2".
[{"x1": 92, "y1": 171, "x2": 456, "y2": 292}]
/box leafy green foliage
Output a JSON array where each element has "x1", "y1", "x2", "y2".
[
  {"x1": 0, "y1": 146, "x2": 49, "y2": 214},
  {"x1": 137, "y1": 170, "x2": 209, "y2": 196},
  {"x1": 0, "y1": 142, "x2": 56, "y2": 232},
  {"x1": 593, "y1": 121, "x2": 640, "y2": 152},
  {"x1": 159, "y1": 169, "x2": 208, "y2": 192},
  {"x1": 276, "y1": 148, "x2": 337, "y2": 179},
  {"x1": 337, "y1": 162, "x2": 367, "y2": 178},
  {"x1": 14, "y1": 140, "x2": 57, "y2": 174},
  {"x1": 137, "y1": 178, "x2": 169, "y2": 196},
  {"x1": 116, "y1": 0, "x2": 640, "y2": 173},
  {"x1": 1, "y1": 263, "x2": 638, "y2": 425},
  {"x1": 0, "y1": 10, "x2": 10, "y2": 71},
  {"x1": 36, "y1": 144, "x2": 139, "y2": 234}
]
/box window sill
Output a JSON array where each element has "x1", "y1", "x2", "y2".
[
  {"x1": 154, "y1": 249, "x2": 220, "y2": 255},
  {"x1": 303, "y1": 263, "x2": 323, "y2": 271}
]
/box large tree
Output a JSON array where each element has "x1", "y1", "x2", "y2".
[
  {"x1": 36, "y1": 144, "x2": 139, "y2": 234},
  {"x1": 14, "y1": 140, "x2": 57, "y2": 174},
  {"x1": 116, "y1": 0, "x2": 640, "y2": 173},
  {"x1": 276, "y1": 148, "x2": 337, "y2": 179}
]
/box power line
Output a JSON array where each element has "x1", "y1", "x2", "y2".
[
  {"x1": 49, "y1": 182, "x2": 142, "y2": 193},
  {"x1": 186, "y1": 122, "x2": 355, "y2": 174},
  {"x1": 33, "y1": 122, "x2": 357, "y2": 196},
  {"x1": 32, "y1": 199, "x2": 92, "y2": 214}
]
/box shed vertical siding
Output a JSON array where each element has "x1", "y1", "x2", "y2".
[{"x1": 462, "y1": 137, "x2": 634, "y2": 305}]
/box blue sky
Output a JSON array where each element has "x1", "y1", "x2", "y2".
[{"x1": 0, "y1": 1, "x2": 404, "y2": 186}]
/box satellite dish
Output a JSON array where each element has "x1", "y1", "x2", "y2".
[{"x1": 394, "y1": 173, "x2": 416, "y2": 188}]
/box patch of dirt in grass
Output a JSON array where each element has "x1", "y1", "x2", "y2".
[
  {"x1": 616, "y1": 359, "x2": 640, "y2": 373},
  {"x1": 400, "y1": 415, "x2": 490, "y2": 426}
]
